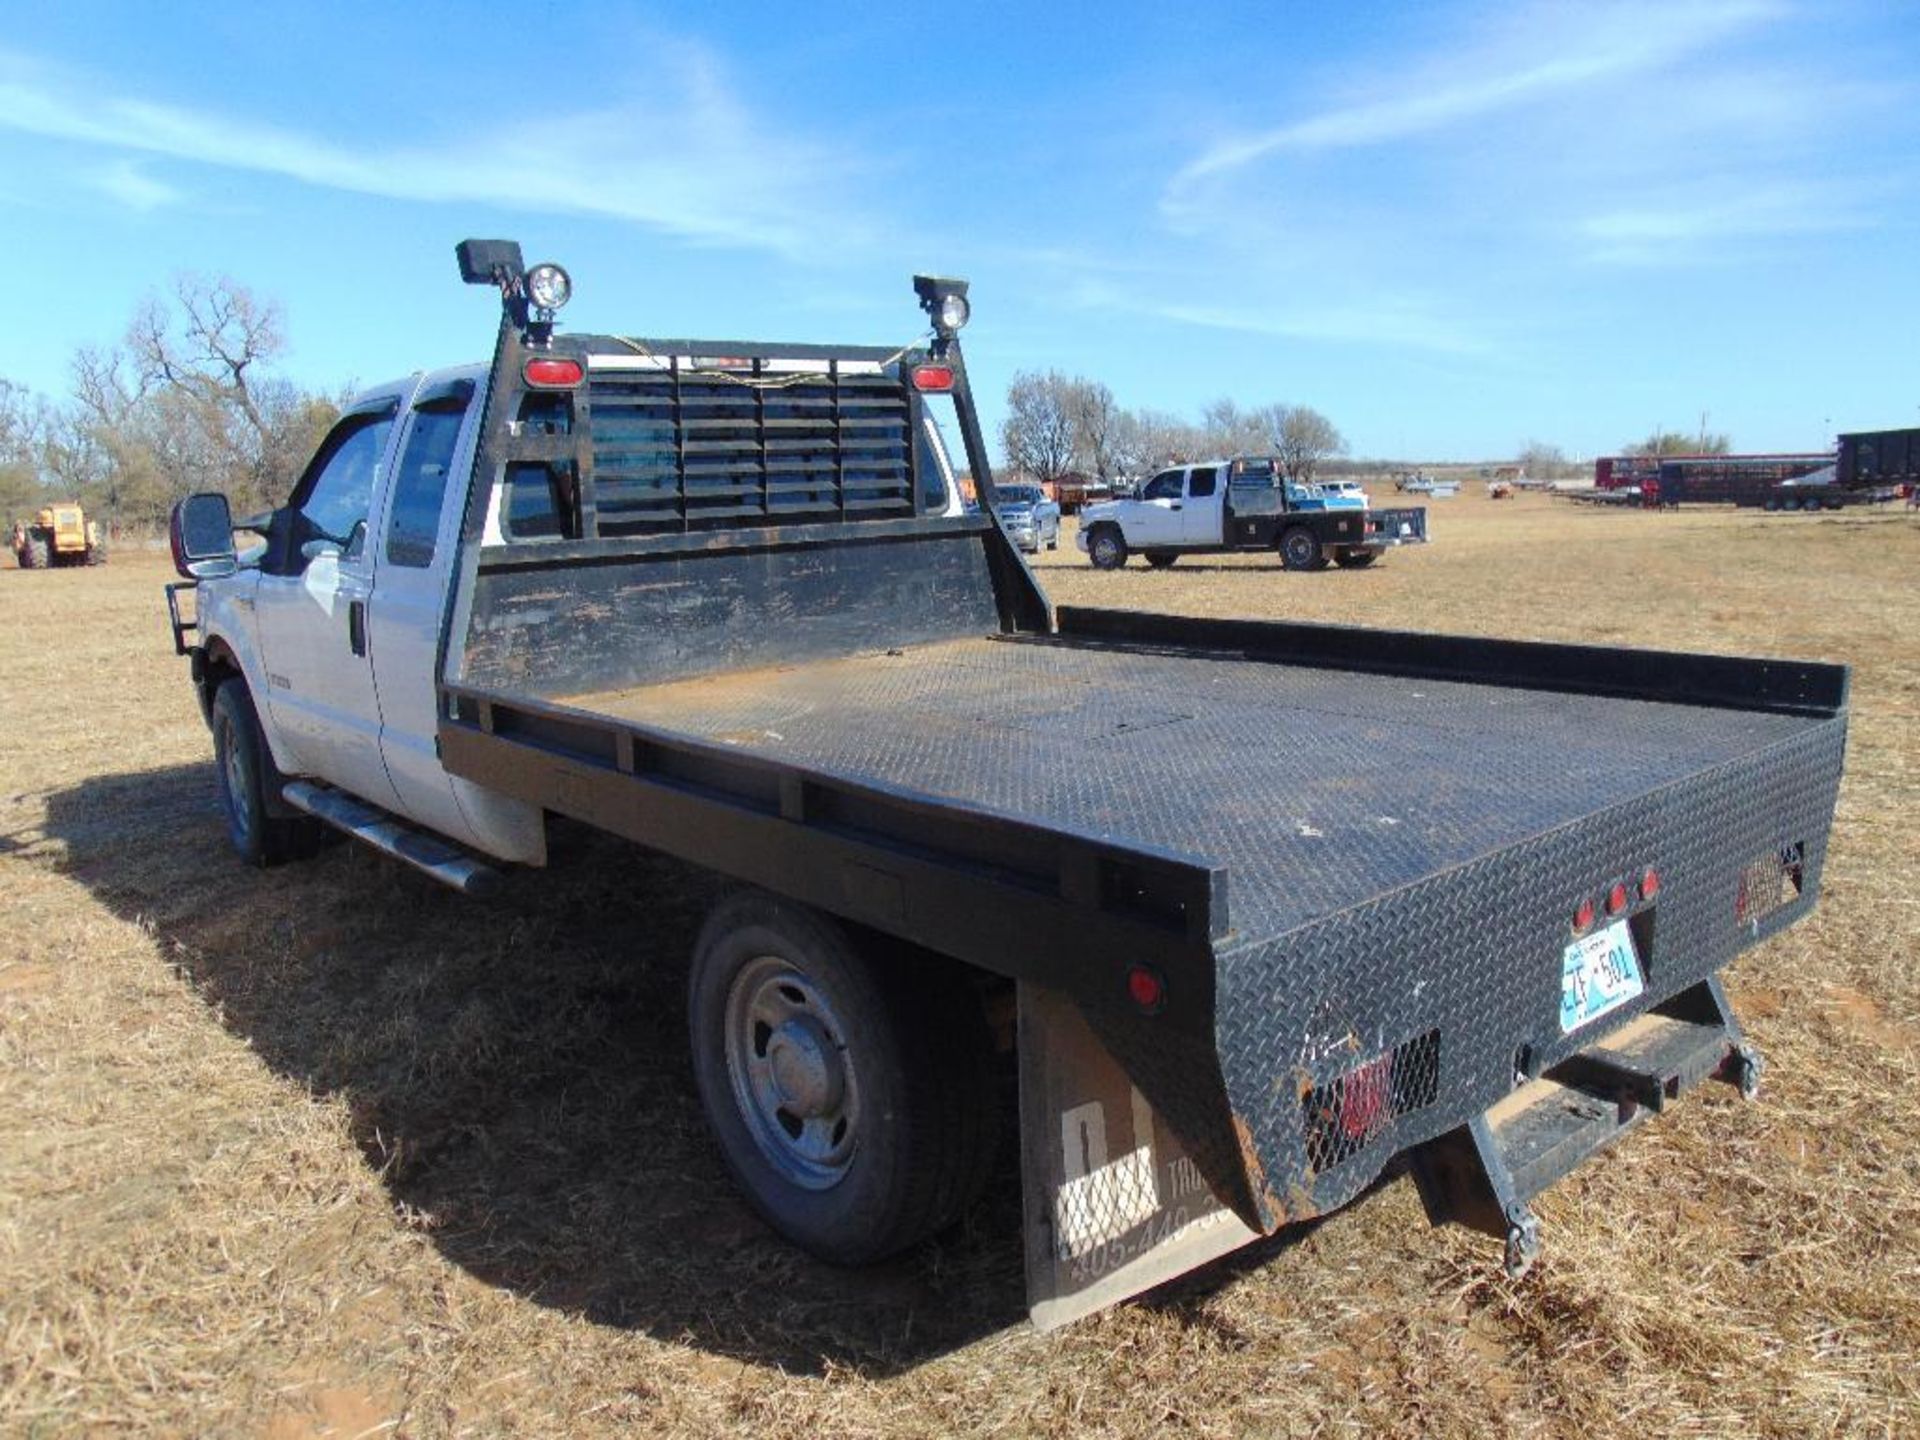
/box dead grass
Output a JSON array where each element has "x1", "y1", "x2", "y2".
[{"x1": 1, "y1": 493, "x2": 1916, "y2": 1437}]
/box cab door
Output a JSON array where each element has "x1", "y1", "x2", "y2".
[
  {"x1": 1181, "y1": 466, "x2": 1223, "y2": 544},
  {"x1": 252, "y1": 394, "x2": 405, "y2": 810},
  {"x1": 1129, "y1": 469, "x2": 1188, "y2": 547},
  {"x1": 365, "y1": 375, "x2": 482, "y2": 837}
]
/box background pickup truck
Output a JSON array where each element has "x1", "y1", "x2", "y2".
[
  {"x1": 165, "y1": 240, "x2": 1846, "y2": 1330},
  {"x1": 1077, "y1": 457, "x2": 1427, "y2": 571}
]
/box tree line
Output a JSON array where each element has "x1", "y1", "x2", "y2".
[
  {"x1": 0, "y1": 276, "x2": 340, "y2": 534},
  {"x1": 999, "y1": 371, "x2": 1350, "y2": 488}
]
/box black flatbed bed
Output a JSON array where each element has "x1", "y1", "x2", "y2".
[{"x1": 558, "y1": 630, "x2": 1819, "y2": 951}]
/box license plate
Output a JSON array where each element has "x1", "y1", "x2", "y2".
[{"x1": 1560, "y1": 919, "x2": 1644, "y2": 1033}]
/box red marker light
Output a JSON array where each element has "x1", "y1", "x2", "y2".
[
  {"x1": 1126, "y1": 965, "x2": 1166, "y2": 1013},
  {"x1": 1606, "y1": 882, "x2": 1630, "y2": 916},
  {"x1": 1640, "y1": 867, "x2": 1661, "y2": 900},
  {"x1": 910, "y1": 363, "x2": 955, "y2": 393},
  {"x1": 1573, "y1": 897, "x2": 1596, "y2": 933},
  {"x1": 523, "y1": 357, "x2": 584, "y2": 388}
]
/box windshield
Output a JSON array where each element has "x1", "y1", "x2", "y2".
[{"x1": 999, "y1": 485, "x2": 1044, "y2": 506}]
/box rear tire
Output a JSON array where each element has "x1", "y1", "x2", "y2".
[
  {"x1": 210, "y1": 681, "x2": 322, "y2": 866},
  {"x1": 1333, "y1": 549, "x2": 1377, "y2": 569},
  {"x1": 19, "y1": 535, "x2": 47, "y2": 569},
  {"x1": 688, "y1": 892, "x2": 999, "y2": 1264},
  {"x1": 1088, "y1": 525, "x2": 1129, "y2": 570},
  {"x1": 1279, "y1": 526, "x2": 1323, "y2": 571},
  {"x1": 1144, "y1": 551, "x2": 1177, "y2": 569}
]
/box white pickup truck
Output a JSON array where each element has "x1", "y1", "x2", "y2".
[
  {"x1": 1076, "y1": 457, "x2": 1427, "y2": 571},
  {"x1": 162, "y1": 240, "x2": 1846, "y2": 1330}
]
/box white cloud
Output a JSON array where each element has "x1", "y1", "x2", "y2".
[
  {"x1": 1167, "y1": 1, "x2": 1781, "y2": 203},
  {"x1": 84, "y1": 159, "x2": 180, "y2": 212},
  {"x1": 1579, "y1": 180, "x2": 1876, "y2": 263},
  {"x1": 0, "y1": 44, "x2": 869, "y2": 258}
]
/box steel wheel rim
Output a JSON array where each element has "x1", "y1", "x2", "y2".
[
  {"x1": 1284, "y1": 532, "x2": 1313, "y2": 565},
  {"x1": 723, "y1": 954, "x2": 859, "y2": 1190},
  {"x1": 217, "y1": 713, "x2": 252, "y2": 846},
  {"x1": 1093, "y1": 533, "x2": 1119, "y2": 565}
]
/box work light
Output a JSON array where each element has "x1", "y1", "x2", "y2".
[
  {"x1": 526, "y1": 262, "x2": 572, "y2": 314},
  {"x1": 913, "y1": 274, "x2": 971, "y2": 340}
]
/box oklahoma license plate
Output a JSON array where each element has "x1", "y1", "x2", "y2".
[{"x1": 1560, "y1": 919, "x2": 1644, "y2": 1033}]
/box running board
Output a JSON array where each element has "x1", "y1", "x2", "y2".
[
  {"x1": 281, "y1": 781, "x2": 501, "y2": 896},
  {"x1": 1410, "y1": 980, "x2": 1760, "y2": 1276}
]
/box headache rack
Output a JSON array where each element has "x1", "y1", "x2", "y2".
[{"x1": 585, "y1": 355, "x2": 916, "y2": 534}]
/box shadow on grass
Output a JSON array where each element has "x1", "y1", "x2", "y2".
[{"x1": 40, "y1": 763, "x2": 1027, "y2": 1376}]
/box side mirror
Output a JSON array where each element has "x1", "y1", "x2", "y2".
[{"x1": 170, "y1": 492, "x2": 237, "y2": 579}]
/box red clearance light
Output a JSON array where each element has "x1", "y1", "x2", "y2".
[
  {"x1": 1606, "y1": 882, "x2": 1630, "y2": 916},
  {"x1": 1640, "y1": 867, "x2": 1661, "y2": 900},
  {"x1": 1573, "y1": 897, "x2": 1595, "y2": 933},
  {"x1": 910, "y1": 363, "x2": 955, "y2": 393},
  {"x1": 523, "y1": 357, "x2": 584, "y2": 388},
  {"x1": 1126, "y1": 964, "x2": 1166, "y2": 1013}
]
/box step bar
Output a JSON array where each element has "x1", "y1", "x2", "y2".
[
  {"x1": 1411, "y1": 978, "x2": 1760, "y2": 1276},
  {"x1": 281, "y1": 781, "x2": 501, "y2": 896}
]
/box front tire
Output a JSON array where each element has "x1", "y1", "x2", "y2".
[
  {"x1": 210, "y1": 681, "x2": 321, "y2": 866},
  {"x1": 688, "y1": 893, "x2": 999, "y2": 1264},
  {"x1": 1088, "y1": 525, "x2": 1129, "y2": 570},
  {"x1": 1279, "y1": 526, "x2": 1324, "y2": 571}
]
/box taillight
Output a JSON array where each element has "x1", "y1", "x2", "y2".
[
  {"x1": 910, "y1": 363, "x2": 955, "y2": 393},
  {"x1": 1640, "y1": 867, "x2": 1661, "y2": 900},
  {"x1": 523, "y1": 357, "x2": 584, "y2": 388},
  {"x1": 1573, "y1": 897, "x2": 1596, "y2": 933},
  {"x1": 1126, "y1": 964, "x2": 1166, "y2": 1013},
  {"x1": 1606, "y1": 882, "x2": 1630, "y2": 916},
  {"x1": 1338, "y1": 1056, "x2": 1393, "y2": 1140}
]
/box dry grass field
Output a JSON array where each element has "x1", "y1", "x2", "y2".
[{"x1": 3, "y1": 491, "x2": 1917, "y2": 1437}]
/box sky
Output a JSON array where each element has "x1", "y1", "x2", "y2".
[{"x1": 0, "y1": 0, "x2": 1915, "y2": 462}]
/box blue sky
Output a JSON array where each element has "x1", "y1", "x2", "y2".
[{"x1": 0, "y1": 0, "x2": 1914, "y2": 460}]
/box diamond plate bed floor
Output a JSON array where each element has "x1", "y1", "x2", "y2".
[{"x1": 560, "y1": 634, "x2": 1820, "y2": 945}]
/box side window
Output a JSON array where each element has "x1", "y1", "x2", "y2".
[
  {"x1": 1188, "y1": 467, "x2": 1219, "y2": 498},
  {"x1": 292, "y1": 413, "x2": 393, "y2": 565},
  {"x1": 386, "y1": 402, "x2": 469, "y2": 568},
  {"x1": 1143, "y1": 470, "x2": 1184, "y2": 501}
]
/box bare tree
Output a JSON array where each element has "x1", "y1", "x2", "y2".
[
  {"x1": 1275, "y1": 406, "x2": 1347, "y2": 484},
  {"x1": 1516, "y1": 440, "x2": 1580, "y2": 480},
  {"x1": 0, "y1": 379, "x2": 49, "y2": 519},
  {"x1": 1000, "y1": 371, "x2": 1079, "y2": 485},
  {"x1": 1064, "y1": 379, "x2": 1118, "y2": 482}
]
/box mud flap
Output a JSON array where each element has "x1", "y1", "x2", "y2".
[{"x1": 1020, "y1": 982, "x2": 1259, "y2": 1330}]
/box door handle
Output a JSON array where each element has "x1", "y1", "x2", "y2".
[
  {"x1": 1170, "y1": 503, "x2": 1182, "y2": 511},
  {"x1": 347, "y1": 599, "x2": 367, "y2": 657}
]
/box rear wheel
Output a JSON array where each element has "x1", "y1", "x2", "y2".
[
  {"x1": 86, "y1": 539, "x2": 107, "y2": 566},
  {"x1": 1333, "y1": 549, "x2": 1377, "y2": 569},
  {"x1": 688, "y1": 892, "x2": 999, "y2": 1264},
  {"x1": 1143, "y1": 550, "x2": 1177, "y2": 569},
  {"x1": 19, "y1": 534, "x2": 47, "y2": 569},
  {"x1": 210, "y1": 681, "x2": 322, "y2": 866},
  {"x1": 1088, "y1": 525, "x2": 1129, "y2": 570},
  {"x1": 1279, "y1": 526, "x2": 1323, "y2": 571}
]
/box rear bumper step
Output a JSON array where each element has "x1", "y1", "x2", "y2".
[
  {"x1": 281, "y1": 781, "x2": 501, "y2": 896},
  {"x1": 1411, "y1": 980, "x2": 1758, "y2": 1276}
]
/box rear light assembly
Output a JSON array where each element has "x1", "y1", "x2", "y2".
[
  {"x1": 1573, "y1": 865, "x2": 1661, "y2": 933},
  {"x1": 523, "y1": 356, "x2": 584, "y2": 388},
  {"x1": 910, "y1": 363, "x2": 955, "y2": 393}
]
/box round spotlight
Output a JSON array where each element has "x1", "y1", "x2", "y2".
[
  {"x1": 526, "y1": 262, "x2": 572, "y2": 313},
  {"x1": 937, "y1": 292, "x2": 970, "y2": 333}
]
